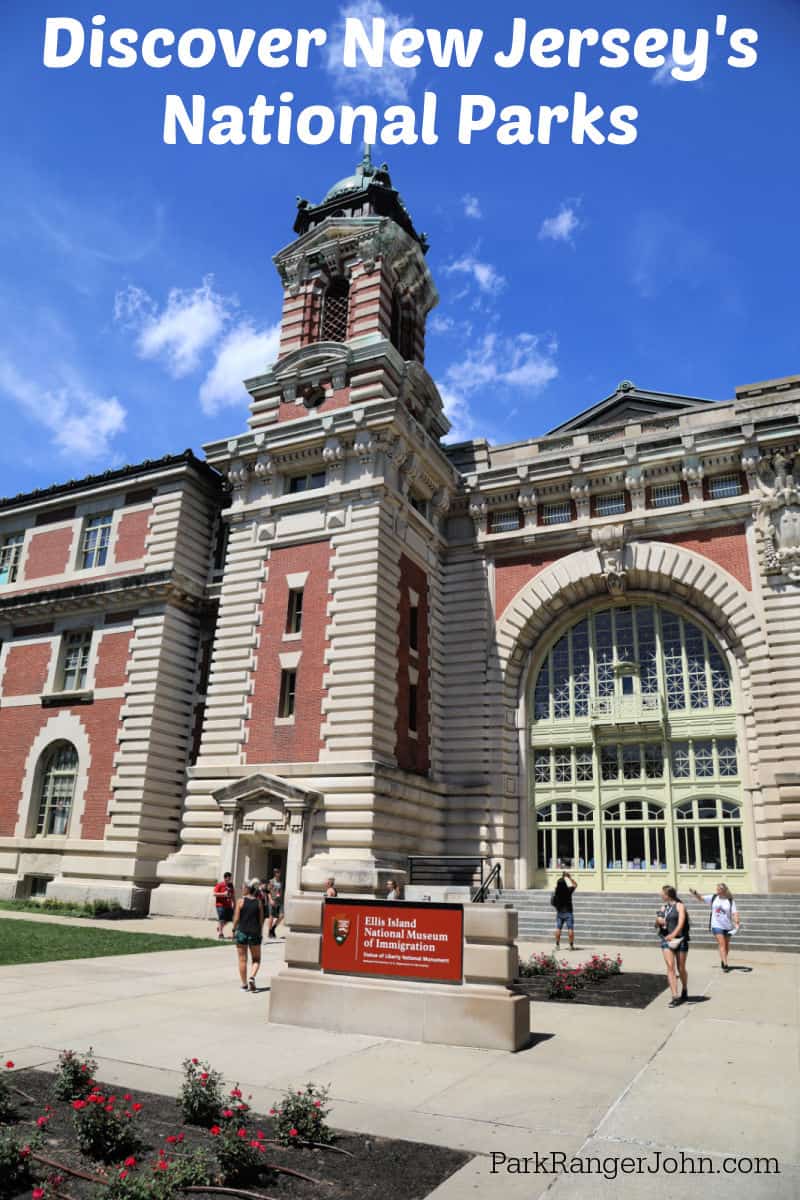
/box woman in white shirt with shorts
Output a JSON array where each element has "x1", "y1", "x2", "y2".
[{"x1": 689, "y1": 883, "x2": 740, "y2": 971}]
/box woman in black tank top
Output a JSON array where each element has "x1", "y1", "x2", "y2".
[
  {"x1": 655, "y1": 885, "x2": 689, "y2": 1008},
  {"x1": 232, "y1": 880, "x2": 265, "y2": 992}
]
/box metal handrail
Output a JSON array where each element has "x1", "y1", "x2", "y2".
[{"x1": 472, "y1": 862, "x2": 502, "y2": 904}]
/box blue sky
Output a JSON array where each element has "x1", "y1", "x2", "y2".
[{"x1": 1, "y1": 0, "x2": 798, "y2": 494}]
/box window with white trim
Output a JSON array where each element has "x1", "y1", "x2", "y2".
[
  {"x1": 81, "y1": 514, "x2": 112, "y2": 569},
  {"x1": 489, "y1": 509, "x2": 522, "y2": 533},
  {"x1": 603, "y1": 800, "x2": 667, "y2": 871},
  {"x1": 708, "y1": 473, "x2": 743, "y2": 499},
  {"x1": 536, "y1": 801, "x2": 595, "y2": 870},
  {"x1": 35, "y1": 742, "x2": 78, "y2": 836},
  {"x1": 286, "y1": 588, "x2": 304, "y2": 635},
  {"x1": 288, "y1": 471, "x2": 326, "y2": 494},
  {"x1": 0, "y1": 533, "x2": 24, "y2": 584},
  {"x1": 278, "y1": 669, "x2": 297, "y2": 719},
  {"x1": 675, "y1": 798, "x2": 744, "y2": 871},
  {"x1": 650, "y1": 482, "x2": 683, "y2": 508},
  {"x1": 59, "y1": 631, "x2": 92, "y2": 692}
]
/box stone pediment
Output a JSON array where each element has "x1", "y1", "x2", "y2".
[
  {"x1": 547, "y1": 382, "x2": 717, "y2": 435},
  {"x1": 213, "y1": 773, "x2": 322, "y2": 836}
]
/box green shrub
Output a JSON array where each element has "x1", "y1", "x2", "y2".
[
  {"x1": 0, "y1": 1062, "x2": 17, "y2": 1124},
  {"x1": 177, "y1": 1058, "x2": 225, "y2": 1128},
  {"x1": 104, "y1": 1149, "x2": 212, "y2": 1199},
  {"x1": 210, "y1": 1122, "x2": 271, "y2": 1184},
  {"x1": 0, "y1": 1128, "x2": 39, "y2": 1198},
  {"x1": 519, "y1": 951, "x2": 564, "y2": 977},
  {"x1": 72, "y1": 1088, "x2": 143, "y2": 1162},
  {"x1": 53, "y1": 1048, "x2": 97, "y2": 1101},
  {"x1": 271, "y1": 1083, "x2": 333, "y2": 1146}
]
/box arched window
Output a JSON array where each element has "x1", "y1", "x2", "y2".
[
  {"x1": 390, "y1": 291, "x2": 416, "y2": 360},
  {"x1": 35, "y1": 742, "x2": 78, "y2": 836},
  {"x1": 536, "y1": 801, "x2": 595, "y2": 871},
  {"x1": 675, "y1": 798, "x2": 744, "y2": 871},
  {"x1": 320, "y1": 277, "x2": 350, "y2": 342},
  {"x1": 603, "y1": 800, "x2": 667, "y2": 872}
]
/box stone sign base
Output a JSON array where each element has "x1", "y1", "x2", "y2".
[{"x1": 268, "y1": 897, "x2": 530, "y2": 1052}]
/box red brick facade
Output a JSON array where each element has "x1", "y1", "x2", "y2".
[
  {"x1": 495, "y1": 555, "x2": 561, "y2": 619},
  {"x1": 1, "y1": 642, "x2": 53, "y2": 696},
  {"x1": 245, "y1": 540, "x2": 331, "y2": 764},
  {"x1": 78, "y1": 703, "x2": 123, "y2": 839},
  {"x1": 94, "y1": 630, "x2": 132, "y2": 690},
  {"x1": 114, "y1": 508, "x2": 151, "y2": 563},
  {"x1": 658, "y1": 525, "x2": 751, "y2": 590},
  {"x1": 23, "y1": 527, "x2": 74, "y2": 581},
  {"x1": 395, "y1": 553, "x2": 430, "y2": 774}
]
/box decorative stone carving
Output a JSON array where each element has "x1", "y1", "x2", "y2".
[
  {"x1": 624, "y1": 464, "x2": 646, "y2": 510},
  {"x1": 754, "y1": 450, "x2": 800, "y2": 583},
  {"x1": 518, "y1": 484, "x2": 537, "y2": 528},
  {"x1": 741, "y1": 441, "x2": 761, "y2": 491},
  {"x1": 430, "y1": 487, "x2": 451, "y2": 519},
  {"x1": 322, "y1": 436, "x2": 345, "y2": 483},
  {"x1": 468, "y1": 491, "x2": 488, "y2": 536},
  {"x1": 592, "y1": 524, "x2": 628, "y2": 595},
  {"x1": 682, "y1": 455, "x2": 705, "y2": 501},
  {"x1": 227, "y1": 460, "x2": 250, "y2": 490},
  {"x1": 253, "y1": 455, "x2": 274, "y2": 482},
  {"x1": 570, "y1": 475, "x2": 591, "y2": 519},
  {"x1": 353, "y1": 429, "x2": 375, "y2": 471}
]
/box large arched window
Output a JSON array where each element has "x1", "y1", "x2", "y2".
[
  {"x1": 320, "y1": 277, "x2": 350, "y2": 342},
  {"x1": 603, "y1": 800, "x2": 667, "y2": 871},
  {"x1": 675, "y1": 798, "x2": 744, "y2": 871},
  {"x1": 536, "y1": 801, "x2": 595, "y2": 871},
  {"x1": 35, "y1": 742, "x2": 78, "y2": 836},
  {"x1": 533, "y1": 604, "x2": 732, "y2": 723}
]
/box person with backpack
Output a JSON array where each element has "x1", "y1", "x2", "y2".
[
  {"x1": 212, "y1": 872, "x2": 235, "y2": 940},
  {"x1": 655, "y1": 885, "x2": 690, "y2": 1007},
  {"x1": 552, "y1": 871, "x2": 577, "y2": 950},
  {"x1": 231, "y1": 879, "x2": 265, "y2": 992},
  {"x1": 689, "y1": 883, "x2": 740, "y2": 971}
]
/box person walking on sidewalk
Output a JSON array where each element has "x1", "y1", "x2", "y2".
[
  {"x1": 553, "y1": 871, "x2": 578, "y2": 951},
  {"x1": 267, "y1": 868, "x2": 283, "y2": 939},
  {"x1": 232, "y1": 880, "x2": 264, "y2": 992},
  {"x1": 212, "y1": 872, "x2": 235, "y2": 940},
  {"x1": 689, "y1": 883, "x2": 740, "y2": 971},
  {"x1": 655, "y1": 885, "x2": 690, "y2": 1007}
]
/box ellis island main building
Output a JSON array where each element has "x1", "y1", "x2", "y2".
[{"x1": 1, "y1": 155, "x2": 799, "y2": 914}]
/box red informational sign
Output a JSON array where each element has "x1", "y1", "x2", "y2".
[{"x1": 321, "y1": 899, "x2": 463, "y2": 984}]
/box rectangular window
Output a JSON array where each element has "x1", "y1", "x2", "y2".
[
  {"x1": 622, "y1": 744, "x2": 641, "y2": 779},
  {"x1": 717, "y1": 738, "x2": 738, "y2": 777},
  {"x1": 554, "y1": 749, "x2": 572, "y2": 783},
  {"x1": 708, "y1": 473, "x2": 743, "y2": 499},
  {"x1": 540, "y1": 501, "x2": 572, "y2": 526},
  {"x1": 408, "y1": 682, "x2": 418, "y2": 733},
  {"x1": 410, "y1": 494, "x2": 430, "y2": 520},
  {"x1": 650, "y1": 482, "x2": 683, "y2": 509},
  {"x1": 278, "y1": 669, "x2": 297, "y2": 719},
  {"x1": 81, "y1": 514, "x2": 112, "y2": 569},
  {"x1": 644, "y1": 743, "x2": 664, "y2": 779},
  {"x1": 60, "y1": 631, "x2": 92, "y2": 692},
  {"x1": 671, "y1": 742, "x2": 691, "y2": 778},
  {"x1": 288, "y1": 471, "x2": 326, "y2": 494},
  {"x1": 534, "y1": 750, "x2": 551, "y2": 784},
  {"x1": 489, "y1": 509, "x2": 522, "y2": 533},
  {"x1": 0, "y1": 533, "x2": 24, "y2": 584},
  {"x1": 594, "y1": 492, "x2": 626, "y2": 517},
  {"x1": 693, "y1": 739, "x2": 714, "y2": 777},
  {"x1": 409, "y1": 604, "x2": 419, "y2": 653},
  {"x1": 286, "y1": 588, "x2": 304, "y2": 635},
  {"x1": 600, "y1": 745, "x2": 619, "y2": 781},
  {"x1": 677, "y1": 826, "x2": 697, "y2": 870},
  {"x1": 575, "y1": 747, "x2": 593, "y2": 781}
]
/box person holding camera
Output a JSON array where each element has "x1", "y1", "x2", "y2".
[
  {"x1": 655, "y1": 885, "x2": 690, "y2": 1007},
  {"x1": 689, "y1": 883, "x2": 740, "y2": 971},
  {"x1": 552, "y1": 871, "x2": 578, "y2": 950}
]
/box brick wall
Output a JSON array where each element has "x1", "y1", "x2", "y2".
[
  {"x1": 659, "y1": 525, "x2": 751, "y2": 590},
  {"x1": 277, "y1": 388, "x2": 351, "y2": 424},
  {"x1": 94, "y1": 630, "x2": 132, "y2": 689},
  {"x1": 494, "y1": 555, "x2": 561, "y2": 619},
  {"x1": 1, "y1": 642, "x2": 52, "y2": 696},
  {"x1": 0, "y1": 708, "x2": 49, "y2": 836},
  {"x1": 395, "y1": 553, "x2": 430, "y2": 774},
  {"x1": 23, "y1": 527, "x2": 74, "y2": 581},
  {"x1": 245, "y1": 540, "x2": 331, "y2": 764},
  {"x1": 114, "y1": 508, "x2": 151, "y2": 563},
  {"x1": 79, "y1": 702, "x2": 123, "y2": 839}
]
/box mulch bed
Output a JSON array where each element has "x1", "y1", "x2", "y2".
[
  {"x1": 3, "y1": 1069, "x2": 469, "y2": 1200},
  {"x1": 510, "y1": 971, "x2": 670, "y2": 1009}
]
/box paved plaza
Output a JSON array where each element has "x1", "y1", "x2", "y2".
[{"x1": 0, "y1": 911, "x2": 798, "y2": 1199}]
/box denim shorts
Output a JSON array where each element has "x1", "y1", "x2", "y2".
[
  {"x1": 215, "y1": 906, "x2": 232, "y2": 922},
  {"x1": 711, "y1": 927, "x2": 732, "y2": 936},
  {"x1": 555, "y1": 912, "x2": 574, "y2": 930}
]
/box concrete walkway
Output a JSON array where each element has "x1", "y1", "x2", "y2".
[{"x1": 0, "y1": 916, "x2": 797, "y2": 1198}]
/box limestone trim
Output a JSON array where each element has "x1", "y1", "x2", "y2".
[{"x1": 14, "y1": 711, "x2": 92, "y2": 841}]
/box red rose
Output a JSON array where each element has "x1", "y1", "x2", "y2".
[
  {"x1": 119, "y1": 1170, "x2": 128, "y2": 1181},
  {"x1": 132, "y1": 1103, "x2": 143, "y2": 1112},
  {"x1": 72, "y1": 1100, "x2": 86, "y2": 1110},
  {"x1": 33, "y1": 1188, "x2": 45, "y2": 1199},
  {"x1": 222, "y1": 1109, "x2": 233, "y2": 1119},
  {"x1": 210, "y1": 1126, "x2": 221, "y2": 1136},
  {"x1": 290, "y1": 1128, "x2": 299, "y2": 1138},
  {"x1": 19, "y1": 1146, "x2": 31, "y2": 1158},
  {"x1": 4, "y1": 1061, "x2": 13, "y2": 1069},
  {"x1": 313, "y1": 1100, "x2": 321, "y2": 1107},
  {"x1": 124, "y1": 1156, "x2": 136, "y2": 1167},
  {"x1": 191, "y1": 1058, "x2": 199, "y2": 1065},
  {"x1": 200, "y1": 1073, "x2": 209, "y2": 1081},
  {"x1": 36, "y1": 1116, "x2": 48, "y2": 1127},
  {"x1": 237, "y1": 1128, "x2": 247, "y2": 1139}
]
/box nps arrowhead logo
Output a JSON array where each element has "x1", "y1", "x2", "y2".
[{"x1": 333, "y1": 918, "x2": 351, "y2": 946}]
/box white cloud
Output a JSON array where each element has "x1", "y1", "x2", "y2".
[
  {"x1": 325, "y1": 2, "x2": 416, "y2": 102},
  {"x1": 429, "y1": 313, "x2": 455, "y2": 334},
  {"x1": 439, "y1": 332, "x2": 558, "y2": 442},
  {"x1": 652, "y1": 55, "x2": 679, "y2": 85},
  {"x1": 462, "y1": 194, "x2": 482, "y2": 219},
  {"x1": 539, "y1": 202, "x2": 581, "y2": 243},
  {"x1": 443, "y1": 255, "x2": 506, "y2": 296},
  {"x1": 199, "y1": 321, "x2": 282, "y2": 415},
  {"x1": 115, "y1": 277, "x2": 233, "y2": 377},
  {"x1": 0, "y1": 358, "x2": 126, "y2": 461}
]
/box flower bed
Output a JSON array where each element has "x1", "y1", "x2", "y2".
[
  {"x1": 512, "y1": 954, "x2": 669, "y2": 1010},
  {"x1": 0, "y1": 1057, "x2": 469, "y2": 1200}
]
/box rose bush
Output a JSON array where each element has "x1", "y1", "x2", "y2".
[
  {"x1": 72, "y1": 1088, "x2": 143, "y2": 1162},
  {"x1": 0, "y1": 1127, "x2": 40, "y2": 1199},
  {"x1": 53, "y1": 1048, "x2": 97, "y2": 1101},
  {"x1": 176, "y1": 1058, "x2": 225, "y2": 1128},
  {"x1": 0, "y1": 1061, "x2": 17, "y2": 1124},
  {"x1": 272, "y1": 1083, "x2": 333, "y2": 1147}
]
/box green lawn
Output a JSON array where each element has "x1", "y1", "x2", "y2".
[{"x1": 0, "y1": 917, "x2": 220, "y2": 965}]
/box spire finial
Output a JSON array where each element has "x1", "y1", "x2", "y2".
[{"x1": 361, "y1": 142, "x2": 373, "y2": 172}]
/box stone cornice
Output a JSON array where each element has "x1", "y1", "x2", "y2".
[{"x1": 0, "y1": 569, "x2": 208, "y2": 623}]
